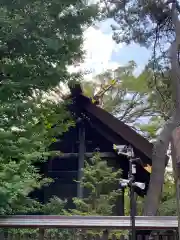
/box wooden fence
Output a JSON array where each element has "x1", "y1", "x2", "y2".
[
  {"x1": 0, "y1": 230, "x2": 178, "y2": 240},
  {"x1": 0, "y1": 216, "x2": 178, "y2": 240}
]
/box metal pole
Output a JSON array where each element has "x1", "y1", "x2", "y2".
[
  {"x1": 116, "y1": 145, "x2": 143, "y2": 240},
  {"x1": 128, "y1": 148, "x2": 136, "y2": 240},
  {"x1": 127, "y1": 146, "x2": 136, "y2": 240}
]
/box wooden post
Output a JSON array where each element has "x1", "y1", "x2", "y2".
[
  {"x1": 171, "y1": 127, "x2": 180, "y2": 239},
  {"x1": 115, "y1": 187, "x2": 125, "y2": 216},
  {"x1": 77, "y1": 123, "x2": 85, "y2": 198},
  {"x1": 102, "y1": 230, "x2": 109, "y2": 240},
  {"x1": 39, "y1": 228, "x2": 45, "y2": 240}
]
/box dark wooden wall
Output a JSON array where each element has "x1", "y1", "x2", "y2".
[{"x1": 29, "y1": 118, "x2": 147, "y2": 215}]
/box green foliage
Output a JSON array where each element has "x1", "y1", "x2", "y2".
[
  {"x1": 0, "y1": 0, "x2": 98, "y2": 214},
  {"x1": 159, "y1": 172, "x2": 176, "y2": 216},
  {"x1": 82, "y1": 61, "x2": 152, "y2": 123},
  {"x1": 101, "y1": 0, "x2": 174, "y2": 116},
  {"x1": 102, "y1": 0, "x2": 173, "y2": 49},
  {"x1": 0, "y1": 75, "x2": 74, "y2": 216},
  {"x1": 41, "y1": 196, "x2": 67, "y2": 215},
  {"x1": 2, "y1": 197, "x2": 75, "y2": 239},
  {"x1": 100, "y1": 0, "x2": 176, "y2": 214},
  {"x1": 82, "y1": 61, "x2": 175, "y2": 215},
  {"x1": 41, "y1": 197, "x2": 74, "y2": 239},
  {"x1": 82, "y1": 61, "x2": 168, "y2": 138},
  {"x1": 69, "y1": 153, "x2": 128, "y2": 238},
  {"x1": 0, "y1": 0, "x2": 98, "y2": 94},
  {"x1": 71, "y1": 152, "x2": 122, "y2": 216},
  {"x1": 136, "y1": 116, "x2": 164, "y2": 140}
]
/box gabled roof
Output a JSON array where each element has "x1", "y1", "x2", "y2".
[{"x1": 69, "y1": 83, "x2": 153, "y2": 168}]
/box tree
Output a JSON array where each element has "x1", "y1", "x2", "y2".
[
  {"x1": 81, "y1": 58, "x2": 177, "y2": 217},
  {"x1": 52, "y1": 59, "x2": 176, "y2": 218},
  {"x1": 70, "y1": 152, "x2": 126, "y2": 238},
  {"x1": 101, "y1": 0, "x2": 180, "y2": 215},
  {"x1": 0, "y1": 0, "x2": 98, "y2": 214},
  {"x1": 71, "y1": 152, "x2": 121, "y2": 216},
  {"x1": 82, "y1": 61, "x2": 168, "y2": 139}
]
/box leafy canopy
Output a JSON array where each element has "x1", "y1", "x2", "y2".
[
  {"x1": 71, "y1": 152, "x2": 122, "y2": 216},
  {"x1": 0, "y1": 0, "x2": 98, "y2": 214}
]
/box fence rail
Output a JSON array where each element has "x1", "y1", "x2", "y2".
[
  {"x1": 0, "y1": 216, "x2": 177, "y2": 229},
  {"x1": 0, "y1": 216, "x2": 178, "y2": 240}
]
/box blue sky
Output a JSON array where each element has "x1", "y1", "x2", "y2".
[
  {"x1": 74, "y1": 18, "x2": 152, "y2": 78},
  {"x1": 100, "y1": 18, "x2": 151, "y2": 65},
  {"x1": 111, "y1": 45, "x2": 150, "y2": 67}
]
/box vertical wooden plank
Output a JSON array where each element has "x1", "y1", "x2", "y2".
[
  {"x1": 76, "y1": 228, "x2": 84, "y2": 240},
  {"x1": 101, "y1": 230, "x2": 108, "y2": 240},
  {"x1": 159, "y1": 234, "x2": 164, "y2": 240},
  {"x1": 11, "y1": 233, "x2": 16, "y2": 240},
  {"x1": 153, "y1": 233, "x2": 160, "y2": 240},
  {"x1": 145, "y1": 235, "x2": 150, "y2": 240},
  {"x1": 11, "y1": 233, "x2": 15, "y2": 240},
  {"x1": 95, "y1": 234, "x2": 101, "y2": 240},
  {"x1": 39, "y1": 229, "x2": 45, "y2": 240},
  {"x1": 111, "y1": 234, "x2": 116, "y2": 240},
  {"x1": 30, "y1": 232, "x2": 37, "y2": 240},
  {"x1": 46, "y1": 231, "x2": 51, "y2": 240},
  {"x1": 23, "y1": 233, "x2": 30, "y2": 240},
  {"x1": 115, "y1": 186, "x2": 125, "y2": 216},
  {"x1": 166, "y1": 232, "x2": 173, "y2": 240},
  {"x1": 170, "y1": 235, "x2": 176, "y2": 240},
  {"x1": 164, "y1": 235, "x2": 169, "y2": 240},
  {"x1": 3, "y1": 230, "x2": 8, "y2": 240},
  {"x1": 119, "y1": 235, "x2": 125, "y2": 240},
  {"x1": 54, "y1": 231, "x2": 60, "y2": 240},
  {"x1": 87, "y1": 233, "x2": 93, "y2": 240},
  {"x1": 148, "y1": 234, "x2": 155, "y2": 240},
  {"x1": 169, "y1": 234, "x2": 176, "y2": 240},
  {"x1": 0, "y1": 232, "x2": 5, "y2": 240},
  {"x1": 14, "y1": 232, "x2": 21, "y2": 240},
  {"x1": 137, "y1": 234, "x2": 143, "y2": 240},
  {"x1": 166, "y1": 233, "x2": 171, "y2": 240},
  {"x1": 7, "y1": 232, "x2": 11, "y2": 240},
  {"x1": 77, "y1": 123, "x2": 85, "y2": 198},
  {"x1": 170, "y1": 230, "x2": 178, "y2": 240},
  {"x1": 79, "y1": 234, "x2": 85, "y2": 240},
  {"x1": 74, "y1": 229, "x2": 81, "y2": 240}
]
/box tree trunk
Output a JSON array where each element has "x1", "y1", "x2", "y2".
[
  {"x1": 143, "y1": 2, "x2": 180, "y2": 216},
  {"x1": 143, "y1": 113, "x2": 178, "y2": 215},
  {"x1": 171, "y1": 128, "x2": 180, "y2": 239}
]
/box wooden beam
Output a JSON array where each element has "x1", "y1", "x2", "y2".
[
  {"x1": 58, "y1": 152, "x2": 116, "y2": 159},
  {"x1": 77, "y1": 124, "x2": 85, "y2": 198}
]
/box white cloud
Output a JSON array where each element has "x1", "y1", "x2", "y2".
[
  {"x1": 88, "y1": 0, "x2": 99, "y2": 3},
  {"x1": 133, "y1": 65, "x2": 145, "y2": 76},
  {"x1": 68, "y1": 24, "x2": 122, "y2": 79},
  {"x1": 82, "y1": 26, "x2": 121, "y2": 73}
]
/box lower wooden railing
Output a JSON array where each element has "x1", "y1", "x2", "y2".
[{"x1": 0, "y1": 216, "x2": 178, "y2": 240}]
